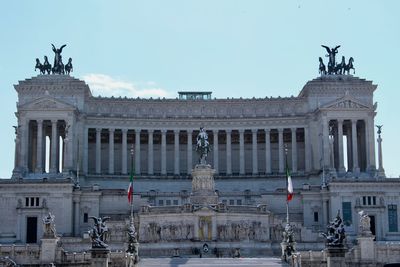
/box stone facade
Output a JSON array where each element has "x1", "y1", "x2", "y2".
[{"x1": 1, "y1": 73, "x2": 400, "y2": 265}]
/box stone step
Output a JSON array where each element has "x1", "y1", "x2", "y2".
[{"x1": 139, "y1": 257, "x2": 289, "y2": 267}]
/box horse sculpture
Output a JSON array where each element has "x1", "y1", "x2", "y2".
[
  {"x1": 65, "y1": 57, "x2": 73, "y2": 75},
  {"x1": 344, "y1": 57, "x2": 355, "y2": 75},
  {"x1": 196, "y1": 127, "x2": 210, "y2": 165},
  {"x1": 35, "y1": 58, "x2": 44, "y2": 74},
  {"x1": 42, "y1": 56, "x2": 52, "y2": 74},
  {"x1": 318, "y1": 57, "x2": 326, "y2": 75},
  {"x1": 334, "y1": 56, "x2": 346, "y2": 75}
]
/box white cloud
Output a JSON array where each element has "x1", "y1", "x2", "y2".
[{"x1": 81, "y1": 73, "x2": 173, "y2": 98}]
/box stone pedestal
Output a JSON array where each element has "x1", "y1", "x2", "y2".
[
  {"x1": 40, "y1": 238, "x2": 59, "y2": 264},
  {"x1": 357, "y1": 235, "x2": 375, "y2": 261},
  {"x1": 190, "y1": 164, "x2": 218, "y2": 206},
  {"x1": 326, "y1": 247, "x2": 346, "y2": 267},
  {"x1": 91, "y1": 248, "x2": 110, "y2": 267}
]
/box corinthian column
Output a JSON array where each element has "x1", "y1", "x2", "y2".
[
  {"x1": 161, "y1": 130, "x2": 167, "y2": 175},
  {"x1": 174, "y1": 130, "x2": 180, "y2": 175},
  {"x1": 291, "y1": 128, "x2": 297, "y2": 173},
  {"x1": 278, "y1": 128, "x2": 284, "y2": 173},
  {"x1": 213, "y1": 130, "x2": 219, "y2": 173},
  {"x1": 252, "y1": 129, "x2": 258, "y2": 175},
  {"x1": 135, "y1": 129, "x2": 141, "y2": 175},
  {"x1": 351, "y1": 119, "x2": 359, "y2": 173},
  {"x1": 50, "y1": 120, "x2": 58, "y2": 173},
  {"x1": 187, "y1": 130, "x2": 193, "y2": 173},
  {"x1": 108, "y1": 128, "x2": 115, "y2": 174},
  {"x1": 35, "y1": 120, "x2": 43, "y2": 173},
  {"x1": 121, "y1": 129, "x2": 127, "y2": 174},
  {"x1": 337, "y1": 119, "x2": 345, "y2": 173},
  {"x1": 226, "y1": 130, "x2": 232, "y2": 175},
  {"x1": 148, "y1": 130, "x2": 154, "y2": 175},
  {"x1": 265, "y1": 128, "x2": 271, "y2": 174},
  {"x1": 239, "y1": 129, "x2": 245, "y2": 175},
  {"x1": 95, "y1": 128, "x2": 101, "y2": 174}
]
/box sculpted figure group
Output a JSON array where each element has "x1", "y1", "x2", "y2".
[
  {"x1": 319, "y1": 45, "x2": 355, "y2": 75},
  {"x1": 35, "y1": 44, "x2": 73, "y2": 75},
  {"x1": 321, "y1": 210, "x2": 346, "y2": 247},
  {"x1": 89, "y1": 216, "x2": 110, "y2": 249}
]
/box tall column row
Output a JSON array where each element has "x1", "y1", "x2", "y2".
[
  {"x1": 18, "y1": 119, "x2": 66, "y2": 174},
  {"x1": 85, "y1": 127, "x2": 308, "y2": 176},
  {"x1": 325, "y1": 118, "x2": 373, "y2": 173}
]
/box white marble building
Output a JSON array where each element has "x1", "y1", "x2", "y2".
[{"x1": 0, "y1": 73, "x2": 399, "y2": 252}]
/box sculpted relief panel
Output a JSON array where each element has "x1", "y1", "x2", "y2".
[
  {"x1": 217, "y1": 220, "x2": 269, "y2": 242},
  {"x1": 139, "y1": 221, "x2": 194, "y2": 243}
]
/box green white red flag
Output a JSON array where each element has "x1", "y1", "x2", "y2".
[{"x1": 287, "y1": 165, "x2": 293, "y2": 201}]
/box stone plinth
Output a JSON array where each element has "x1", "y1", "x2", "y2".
[
  {"x1": 357, "y1": 235, "x2": 375, "y2": 261},
  {"x1": 190, "y1": 164, "x2": 218, "y2": 206},
  {"x1": 326, "y1": 247, "x2": 346, "y2": 267},
  {"x1": 91, "y1": 248, "x2": 110, "y2": 267},
  {"x1": 40, "y1": 238, "x2": 59, "y2": 264}
]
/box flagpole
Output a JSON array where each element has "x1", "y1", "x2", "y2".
[
  {"x1": 130, "y1": 145, "x2": 134, "y2": 223},
  {"x1": 285, "y1": 146, "x2": 289, "y2": 225}
]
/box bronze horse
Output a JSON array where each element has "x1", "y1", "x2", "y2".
[
  {"x1": 344, "y1": 57, "x2": 355, "y2": 75},
  {"x1": 318, "y1": 57, "x2": 326, "y2": 75}
]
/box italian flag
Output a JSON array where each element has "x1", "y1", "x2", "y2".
[
  {"x1": 127, "y1": 168, "x2": 134, "y2": 204},
  {"x1": 286, "y1": 165, "x2": 293, "y2": 201}
]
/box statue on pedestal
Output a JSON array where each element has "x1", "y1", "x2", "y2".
[
  {"x1": 196, "y1": 127, "x2": 210, "y2": 165},
  {"x1": 89, "y1": 216, "x2": 110, "y2": 248},
  {"x1": 42, "y1": 212, "x2": 57, "y2": 238}
]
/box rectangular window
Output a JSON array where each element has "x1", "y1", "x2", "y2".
[
  {"x1": 372, "y1": 196, "x2": 376, "y2": 206},
  {"x1": 342, "y1": 202, "x2": 352, "y2": 226},
  {"x1": 237, "y1": 199, "x2": 242, "y2": 205},
  {"x1": 173, "y1": 200, "x2": 179, "y2": 205},
  {"x1": 222, "y1": 199, "x2": 227, "y2": 204},
  {"x1": 166, "y1": 200, "x2": 171, "y2": 206},
  {"x1": 30, "y1": 197, "x2": 35, "y2": 207},
  {"x1": 388, "y1": 204, "x2": 398, "y2": 232},
  {"x1": 367, "y1": 196, "x2": 371, "y2": 205},
  {"x1": 229, "y1": 199, "x2": 235, "y2": 205},
  {"x1": 35, "y1": 197, "x2": 39, "y2": 206},
  {"x1": 314, "y1": 212, "x2": 319, "y2": 222},
  {"x1": 25, "y1": 198, "x2": 29, "y2": 207},
  {"x1": 158, "y1": 200, "x2": 164, "y2": 206},
  {"x1": 363, "y1": 196, "x2": 366, "y2": 205},
  {"x1": 83, "y1": 213, "x2": 88, "y2": 223}
]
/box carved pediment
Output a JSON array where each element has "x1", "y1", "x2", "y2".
[
  {"x1": 322, "y1": 95, "x2": 371, "y2": 110},
  {"x1": 19, "y1": 97, "x2": 76, "y2": 111}
]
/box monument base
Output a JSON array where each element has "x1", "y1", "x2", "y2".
[
  {"x1": 326, "y1": 247, "x2": 346, "y2": 267},
  {"x1": 91, "y1": 248, "x2": 110, "y2": 267},
  {"x1": 40, "y1": 237, "x2": 59, "y2": 264},
  {"x1": 357, "y1": 235, "x2": 375, "y2": 261},
  {"x1": 190, "y1": 164, "x2": 218, "y2": 206}
]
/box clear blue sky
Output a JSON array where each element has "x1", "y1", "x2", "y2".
[{"x1": 0, "y1": 1, "x2": 399, "y2": 177}]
